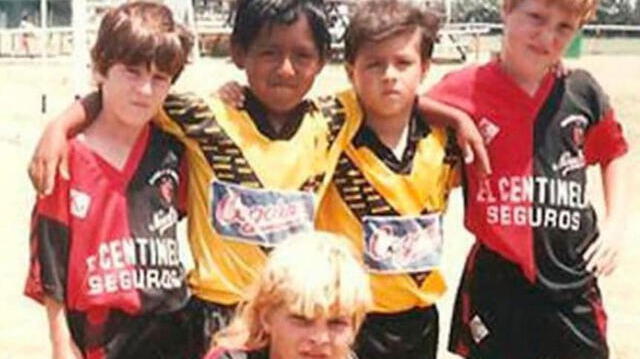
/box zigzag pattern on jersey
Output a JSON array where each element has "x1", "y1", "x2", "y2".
[
  {"x1": 299, "y1": 173, "x2": 325, "y2": 193},
  {"x1": 164, "y1": 93, "x2": 262, "y2": 189},
  {"x1": 443, "y1": 127, "x2": 461, "y2": 166},
  {"x1": 333, "y1": 153, "x2": 433, "y2": 286},
  {"x1": 316, "y1": 95, "x2": 347, "y2": 148}
]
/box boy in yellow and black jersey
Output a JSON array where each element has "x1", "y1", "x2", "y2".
[{"x1": 316, "y1": 2, "x2": 460, "y2": 359}]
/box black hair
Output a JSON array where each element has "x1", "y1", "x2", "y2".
[{"x1": 231, "y1": 0, "x2": 331, "y2": 59}]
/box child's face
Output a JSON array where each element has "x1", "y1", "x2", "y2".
[
  {"x1": 96, "y1": 63, "x2": 172, "y2": 127},
  {"x1": 347, "y1": 28, "x2": 428, "y2": 121},
  {"x1": 501, "y1": 0, "x2": 581, "y2": 78},
  {"x1": 262, "y1": 305, "x2": 356, "y2": 359},
  {"x1": 232, "y1": 14, "x2": 325, "y2": 119}
]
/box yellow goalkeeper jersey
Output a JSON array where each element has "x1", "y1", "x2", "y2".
[
  {"x1": 155, "y1": 92, "x2": 360, "y2": 305},
  {"x1": 316, "y1": 90, "x2": 460, "y2": 313}
]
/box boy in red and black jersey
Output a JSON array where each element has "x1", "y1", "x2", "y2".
[
  {"x1": 426, "y1": 0, "x2": 628, "y2": 358},
  {"x1": 24, "y1": 3, "x2": 195, "y2": 358}
]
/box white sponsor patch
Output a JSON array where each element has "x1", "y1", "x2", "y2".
[
  {"x1": 362, "y1": 213, "x2": 443, "y2": 274},
  {"x1": 470, "y1": 315, "x2": 489, "y2": 344},
  {"x1": 70, "y1": 189, "x2": 91, "y2": 219}
]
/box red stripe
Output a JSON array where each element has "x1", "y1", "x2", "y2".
[{"x1": 590, "y1": 290, "x2": 608, "y2": 340}]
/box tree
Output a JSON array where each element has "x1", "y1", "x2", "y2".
[
  {"x1": 451, "y1": 0, "x2": 500, "y2": 23},
  {"x1": 595, "y1": 0, "x2": 634, "y2": 24}
]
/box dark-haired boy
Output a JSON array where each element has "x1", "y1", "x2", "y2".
[{"x1": 317, "y1": 1, "x2": 458, "y2": 358}]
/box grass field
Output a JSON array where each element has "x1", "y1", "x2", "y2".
[{"x1": 0, "y1": 47, "x2": 638, "y2": 358}]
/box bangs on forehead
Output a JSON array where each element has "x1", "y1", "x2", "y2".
[
  {"x1": 264, "y1": 233, "x2": 371, "y2": 321},
  {"x1": 115, "y1": 26, "x2": 187, "y2": 76},
  {"x1": 91, "y1": 2, "x2": 192, "y2": 79}
]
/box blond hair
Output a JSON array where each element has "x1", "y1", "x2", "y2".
[
  {"x1": 502, "y1": 0, "x2": 600, "y2": 25},
  {"x1": 214, "y1": 232, "x2": 372, "y2": 350}
]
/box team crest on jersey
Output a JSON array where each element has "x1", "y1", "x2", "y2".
[
  {"x1": 362, "y1": 214, "x2": 443, "y2": 274},
  {"x1": 478, "y1": 117, "x2": 500, "y2": 144},
  {"x1": 70, "y1": 189, "x2": 91, "y2": 219},
  {"x1": 211, "y1": 181, "x2": 315, "y2": 247},
  {"x1": 148, "y1": 167, "x2": 180, "y2": 234},
  {"x1": 554, "y1": 114, "x2": 588, "y2": 176}
]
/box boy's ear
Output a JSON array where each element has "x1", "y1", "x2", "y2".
[
  {"x1": 345, "y1": 63, "x2": 355, "y2": 84},
  {"x1": 259, "y1": 309, "x2": 272, "y2": 334},
  {"x1": 92, "y1": 65, "x2": 105, "y2": 86},
  {"x1": 230, "y1": 43, "x2": 246, "y2": 69},
  {"x1": 420, "y1": 60, "x2": 430, "y2": 81}
]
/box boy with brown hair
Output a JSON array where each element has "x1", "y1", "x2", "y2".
[
  {"x1": 316, "y1": 1, "x2": 459, "y2": 358},
  {"x1": 427, "y1": 0, "x2": 628, "y2": 358},
  {"x1": 23, "y1": 2, "x2": 195, "y2": 358}
]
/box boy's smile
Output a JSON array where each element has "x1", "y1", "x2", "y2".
[{"x1": 232, "y1": 14, "x2": 325, "y2": 123}]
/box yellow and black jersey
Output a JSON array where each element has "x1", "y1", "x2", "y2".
[
  {"x1": 316, "y1": 90, "x2": 460, "y2": 313},
  {"x1": 154, "y1": 91, "x2": 361, "y2": 305}
]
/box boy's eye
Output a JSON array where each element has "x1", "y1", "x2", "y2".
[
  {"x1": 328, "y1": 317, "x2": 350, "y2": 329},
  {"x1": 397, "y1": 59, "x2": 413, "y2": 67},
  {"x1": 294, "y1": 51, "x2": 315, "y2": 61},
  {"x1": 290, "y1": 314, "x2": 313, "y2": 326},
  {"x1": 125, "y1": 66, "x2": 142, "y2": 76},
  {"x1": 527, "y1": 12, "x2": 544, "y2": 23},
  {"x1": 260, "y1": 49, "x2": 278, "y2": 58},
  {"x1": 153, "y1": 73, "x2": 171, "y2": 83},
  {"x1": 366, "y1": 61, "x2": 383, "y2": 69}
]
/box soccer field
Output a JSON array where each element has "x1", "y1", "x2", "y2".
[{"x1": 0, "y1": 51, "x2": 638, "y2": 358}]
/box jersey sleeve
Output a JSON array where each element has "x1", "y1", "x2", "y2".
[
  {"x1": 162, "y1": 92, "x2": 218, "y2": 133},
  {"x1": 426, "y1": 70, "x2": 477, "y2": 116},
  {"x1": 24, "y1": 176, "x2": 71, "y2": 305},
  {"x1": 571, "y1": 71, "x2": 629, "y2": 165}
]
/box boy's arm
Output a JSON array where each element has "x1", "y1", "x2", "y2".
[
  {"x1": 28, "y1": 93, "x2": 100, "y2": 196},
  {"x1": 44, "y1": 296, "x2": 82, "y2": 359},
  {"x1": 416, "y1": 95, "x2": 491, "y2": 175},
  {"x1": 583, "y1": 156, "x2": 626, "y2": 276}
]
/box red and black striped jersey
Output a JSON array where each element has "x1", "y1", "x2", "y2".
[
  {"x1": 429, "y1": 61, "x2": 628, "y2": 299},
  {"x1": 24, "y1": 123, "x2": 189, "y2": 353}
]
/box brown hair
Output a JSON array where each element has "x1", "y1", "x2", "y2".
[
  {"x1": 502, "y1": 0, "x2": 600, "y2": 25},
  {"x1": 344, "y1": 0, "x2": 440, "y2": 64},
  {"x1": 91, "y1": 1, "x2": 194, "y2": 82}
]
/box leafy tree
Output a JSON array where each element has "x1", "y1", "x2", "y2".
[{"x1": 595, "y1": 0, "x2": 634, "y2": 24}]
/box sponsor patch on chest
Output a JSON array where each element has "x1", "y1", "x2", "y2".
[
  {"x1": 362, "y1": 213, "x2": 443, "y2": 274},
  {"x1": 211, "y1": 181, "x2": 315, "y2": 247}
]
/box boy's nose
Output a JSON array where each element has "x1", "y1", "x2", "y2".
[
  {"x1": 383, "y1": 64, "x2": 399, "y2": 81},
  {"x1": 308, "y1": 324, "x2": 330, "y2": 345},
  {"x1": 137, "y1": 78, "x2": 153, "y2": 96},
  {"x1": 276, "y1": 56, "x2": 296, "y2": 77}
]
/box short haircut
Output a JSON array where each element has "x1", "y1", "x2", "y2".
[
  {"x1": 344, "y1": 0, "x2": 440, "y2": 64},
  {"x1": 91, "y1": 1, "x2": 194, "y2": 82},
  {"x1": 231, "y1": 0, "x2": 331, "y2": 60},
  {"x1": 214, "y1": 232, "x2": 372, "y2": 350},
  {"x1": 502, "y1": 0, "x2": 600, "y2": 25}
]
